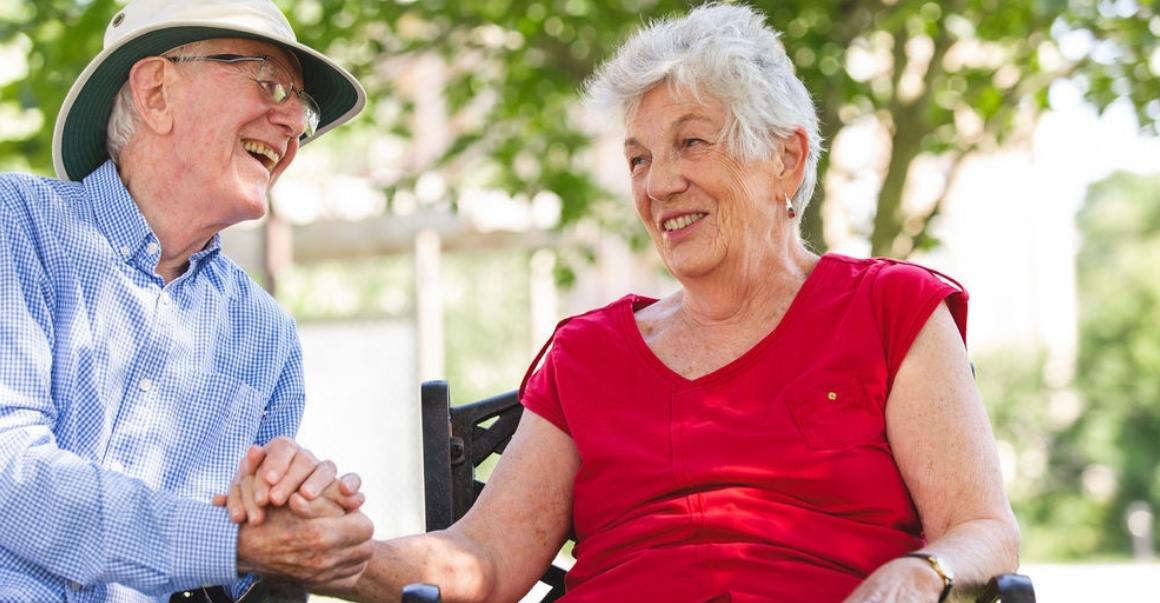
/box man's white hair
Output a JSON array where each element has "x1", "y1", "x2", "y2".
[
  {"x1": 105, "y1": 83, "x2": 138, "y2": 164},
  {"x1": 584, "y1": 3, "x2": 823, "y2": 213}
]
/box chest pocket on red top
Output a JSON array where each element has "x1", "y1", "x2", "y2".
[{"x1": 783, "y1": 378, "x2": 884, "y2": 449}]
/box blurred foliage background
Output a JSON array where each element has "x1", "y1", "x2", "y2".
[
  {"x1": 2, "y1": 0, "x2": 1159, "y2": 561},
  {"x1": 4, "y1": 0, "x2": 1158, "y2": 251}
]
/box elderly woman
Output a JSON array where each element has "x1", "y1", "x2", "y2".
[{"x1": 235, "y1": 4, "x2": 1020, "y2": 602}]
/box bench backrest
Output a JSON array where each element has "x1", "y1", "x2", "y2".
[{"x1": 419, "y1": 380, "x2": 567, "y2": 600}]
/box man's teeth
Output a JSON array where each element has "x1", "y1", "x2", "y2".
[
  {"x1": 242, "y1": 140, "x2": 281, "y2": 169},
  {"x1": 663, "y1": 212, "x2": 706, "y2": 232}
]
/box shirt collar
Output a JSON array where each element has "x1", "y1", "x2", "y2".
[
  {"x1": 85, "y1": 160, "x2": 154, "y2": 264},
  {"x1": 83, "y1": 159, "x2": 222, "y2": 277}
]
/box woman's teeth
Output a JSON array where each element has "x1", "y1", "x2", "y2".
[{"x1": 663, "y1": 212, "x2": 706, "y2": 232}]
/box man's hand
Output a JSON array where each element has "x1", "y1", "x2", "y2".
[
  {"x1": 214, "y1": 437, "x2": 364, "y2": 524},
  {"x1": 236, "y1": 502, "x2": 375, "y2": 588}
]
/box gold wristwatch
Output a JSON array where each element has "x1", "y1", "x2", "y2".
[{"x1": 902, "y1": 552, "x2": 954, "y2": 602}]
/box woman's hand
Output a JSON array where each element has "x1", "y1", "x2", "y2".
[
  {"x1": 842, "y1": 556, "x2": 945, "y2": 603},
  {"x1": 213, "y1": 437, "x2": 364, "y2": 524}
]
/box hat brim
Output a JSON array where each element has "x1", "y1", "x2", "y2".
[{"x1": 52, "y1": 25, "x2": 366, "y2": 181}]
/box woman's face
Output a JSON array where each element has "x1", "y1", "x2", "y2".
[{"x1": 625, "y1": 84, "x2": 786, "y2": 282}]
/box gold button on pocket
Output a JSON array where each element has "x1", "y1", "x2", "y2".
[{"x1": 783, "y1": 378, "x2": 883, "y2": 449}]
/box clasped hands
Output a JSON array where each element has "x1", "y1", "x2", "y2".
[{"x1": 216, "y1": 436, "x2": 373, "y2": 591}]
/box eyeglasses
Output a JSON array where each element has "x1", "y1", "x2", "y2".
[{"x1": 166, "y1": 53, "x2": 320, "y2": 138}]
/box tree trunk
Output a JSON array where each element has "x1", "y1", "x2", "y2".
[
  {"x1": 870, "y1": 102, "x2": 925, "y2": 256},
  {"x1": 869, "y1": 15, "x2": 954, "y2": 257}
]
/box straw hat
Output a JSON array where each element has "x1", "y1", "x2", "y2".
[{"x1": 51, "y1": 0, "x2": 366, "y2": 181}]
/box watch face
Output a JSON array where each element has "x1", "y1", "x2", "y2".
[
  {"x1": 930, "y1": 555, "x2": 955, "y2": 581},
  {"x1": 904, "y1": 552, "x2": 954, "y2": 598},
  {"x1": 925, "y1": 555, "x2": 954, "y2": 603}
]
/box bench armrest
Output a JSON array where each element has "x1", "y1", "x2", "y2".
[{"x1": 975, "y1": 573, "x2": 1036, "y2": 603}]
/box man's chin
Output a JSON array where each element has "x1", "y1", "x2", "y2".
[
  {"x1": 231, "y1": 190, "x2": 270, "y2": 225},
  {"x1": 243, "y1": 204, "x2": 269, "y2": 223}
]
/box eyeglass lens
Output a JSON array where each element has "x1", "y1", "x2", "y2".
[{"x1": 255, "y1": 59, "x2": 320, "y2": 138}]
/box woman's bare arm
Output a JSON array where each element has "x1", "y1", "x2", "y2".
[
  {"x1": 332, "y1": 410, "x2": 580, "y2": 603},
  {"x1": 845, "y1": 303, "x2": 1020, "y2": 602}
]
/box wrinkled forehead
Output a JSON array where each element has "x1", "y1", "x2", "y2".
[
  {"x1": 625, "y1": 83, "x2": 727, "y2": 132},
  {"x1": 175, "y1": 37, "x2": 303, "y2": 85}
]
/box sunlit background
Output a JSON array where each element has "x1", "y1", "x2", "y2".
[{"x1": 2, "y1": 0, "x2": 1159, "y2": 600}]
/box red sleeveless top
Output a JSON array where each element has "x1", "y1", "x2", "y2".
[{"x1": 520, "y1": 254, "x2": 967, "y2": 602}]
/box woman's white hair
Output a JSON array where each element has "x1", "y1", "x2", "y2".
[
  {"x1": 106, "y1": 42, "x2": 207, "y2": 164},
  {"x1": 584, "y1": 2, "x2": 823, "y2": 213}
]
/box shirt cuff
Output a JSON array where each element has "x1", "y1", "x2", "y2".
[
  {"x1": 166, "y1": 498, "x2": 240, "y2": 591},
  {"x1": 230, "y1": 574, "x2": 259, "y2": 600}
]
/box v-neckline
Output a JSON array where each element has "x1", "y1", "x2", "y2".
[{"x1": 620, "y1": 254, "x2": 832, "y2": 387}]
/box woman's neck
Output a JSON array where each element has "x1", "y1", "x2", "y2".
[{"x1": 675, "y1": 244, "x2": 818, "y2": 327}]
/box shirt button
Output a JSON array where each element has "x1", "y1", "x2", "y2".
[
  {"x1": 69, "y1": 580, "x2": 82, "y2": 591},
  {"x1": 146, "y1": 242, "x2": 159, "y2": 254},
  {"x1": 120, "y1": 245, "x2": 130, "y2": 256},
  {"x1": 109, "y1": 460, "x2": 125, "y2": 472},
  {"x1": 138, "y1": 378, "x2": 154, "y2": 392}
]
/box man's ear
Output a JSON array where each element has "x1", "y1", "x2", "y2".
[{"x1": 127, "y1": 56, "x2": 175, "y2": 135}]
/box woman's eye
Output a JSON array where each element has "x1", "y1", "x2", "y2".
[
  {"x1": 629, "y1": 156, "x2": 647, "y2": 169},
  {"x1": 683, "y1": 138, "x2": 704, "y2": 148}
]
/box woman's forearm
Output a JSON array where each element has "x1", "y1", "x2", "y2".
[
  {"x1": 334, "y1": 413, "x2": 578, "y2": 602},
  {"x1": 330, "y1": 531, "x2": 498, "y2": 603},
  {"x1": 921, "y1": 515, "x2": 1021, "y2": 600}
]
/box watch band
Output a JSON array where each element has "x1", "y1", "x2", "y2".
[{"x1": 901, "y1": 552, "x2": 954, "y2": 602}]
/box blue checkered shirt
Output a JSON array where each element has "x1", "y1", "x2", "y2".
[{"x1": 0, "y1": 161, "x2": 306, "y2": 601}]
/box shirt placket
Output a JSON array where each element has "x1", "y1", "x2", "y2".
[{"x1": 101, "y1": 251, "x2": 175, "y2": 479}]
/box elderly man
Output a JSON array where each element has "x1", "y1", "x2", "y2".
[{"x1": 0, "y1": 0, "x2": 373, "y2": 600}]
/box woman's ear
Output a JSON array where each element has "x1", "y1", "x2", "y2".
[
  {"x1": 774, "y1": 128, "x2": 809, "y2": 196},
  {"x1": 127, "y1": 56, "x2": 175, "y2": 135}
]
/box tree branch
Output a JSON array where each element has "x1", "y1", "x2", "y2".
[{"x1": 871, "y1": 2, "x2": 958, "y2": 256}]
